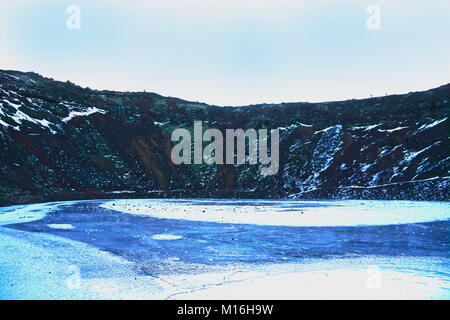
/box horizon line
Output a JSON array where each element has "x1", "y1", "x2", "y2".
[{"x1": 1, "y1": 68, "x2": 448, "y2": 108}]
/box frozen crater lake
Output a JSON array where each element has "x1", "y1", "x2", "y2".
[{"x1": 0, "y1": 199, "x2": 449, "y2": 299}]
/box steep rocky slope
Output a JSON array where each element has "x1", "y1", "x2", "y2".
[{"x1": 0, "y1": 70, "x2": 448, "y2": 205}]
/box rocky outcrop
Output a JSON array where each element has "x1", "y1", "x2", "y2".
[{"x1": 0, "y1": 70, "x2": 448, "y2": 205}]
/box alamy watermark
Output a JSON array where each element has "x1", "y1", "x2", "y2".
[
  {"x1": 66, "y1": 5, "x2": 81, "y2": 30},
  {"x1": 171, "y1": 121, "x2": 279, "y2": 176},
  {"x1": 366, "y1": 5, "x2": 381, "y2": 30},
  {"x1": 66, "y1": 265, "x2": 81, "y2": 289},
  {"x1": 366, "y1": 266, "x2": 382, "y2": 290}
]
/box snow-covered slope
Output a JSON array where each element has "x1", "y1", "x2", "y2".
[{"x1": 0, "y1": 70, "x2": 448, "y2": 205}]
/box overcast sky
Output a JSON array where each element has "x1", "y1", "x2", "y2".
[{"x1": 1, "y1": 0, "x2": 449, "y2": 106}]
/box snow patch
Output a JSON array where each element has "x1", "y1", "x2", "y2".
[
  {"x1": 405, "y1": 141, "x2": 441, "y2": 162},
  {"x1": 47, "y1": 224, "x2": 74, "y2": 230},
  {"x1": 151, "y1": 234, "x2": 182, "y2": 240},
  {"x1": 154, "y1": 121, "x2": 169, "y2": 126},
  {"x1": 378, "y1": 126, "x2": 409, "y2": 133},
  {"x1": 108, "y1": 190, "x2": 136, "y2": 194},
  {"x1": 1, "y1": 99, "x2": 56, "y2": 133},
  {"x1": 351, "y1": 124, "x2": 381, "y2": 131},
  {"x1": 62, "y1": 107, "x2": 106, "y2": 123},
  {"x1": 418, "y1": 118, "x2": 447, "y2": 131}
]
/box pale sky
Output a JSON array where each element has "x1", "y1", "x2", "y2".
[{"x1": 1, "y1": 0, "x2": 449, "y2": 106}]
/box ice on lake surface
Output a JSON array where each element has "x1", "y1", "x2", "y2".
[
  {"x1": 0, "y1": 199, "x2": 449, "y2": 299},
  {"x1": 102, "y1": 199, "x2": 450, "y2": 227}
]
